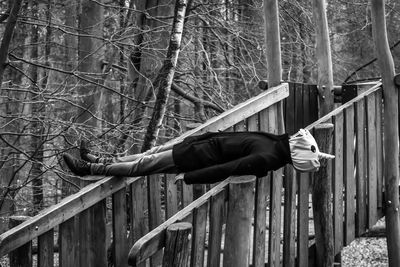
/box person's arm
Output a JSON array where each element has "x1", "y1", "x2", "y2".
[{"x1": 183, "y1": 153, "x2": 281, "y2": 184}]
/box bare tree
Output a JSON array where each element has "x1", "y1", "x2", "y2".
[{"x1": 141, "y1": 0, "x2": 188, "y2": 151}]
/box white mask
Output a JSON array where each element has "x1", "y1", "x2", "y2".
[{"x1": 289, "y1": 129, "x2": 335, "y2": 172}]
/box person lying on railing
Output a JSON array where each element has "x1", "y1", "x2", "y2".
[{"x1": 63, "y1": 129, "x2": 334, "y2": 184}]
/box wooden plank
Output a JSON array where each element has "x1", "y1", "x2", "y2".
[
  {"x1": 268, "y1": 104, "x2": 278, "y2": 134},
  {"x1": 190, "y1": 202, "x2": 208, "y2": 267},
  {"x1": 8, "y1": 216, "x2": 32, "y2": 267},
  {"x1": 305, "y1": 82, "x2": 381, "y2": 131},
  {"x1": 165, "y1": 174, "x2": 179, "y2": 219},
  {"x1": 375, "y1": 90, "x2": 383, "y2": 211},
  {"x1": 92, "y1": 201, "x2": 107, "y2": 267},
  {"x1": 295, "y1": 82, "x2": 304, "y2": 130},
  {"x1": 309, "y1": 84, "x2": 319, "y2": 122},
  {"x1": 147, "y1": 174, "x2": 163, "y2": 230},
  {"x1": 268, "y1": 169, "x2": 283, "y2": 267},
  {"x1": 38, "y1": 229, "x2": 54, "y2": 267},
  {"x1": 207, "y1": 191, "x2": 225, "y2": 267},
  {"x1": 246, "y1": 113, "x2": 258, "y2": 132},
  {"x1": 182, "y1": 181, "x2": 193, "y2": 208},
  {"x1": 251, "y1": 106, "x2": 271, "y2": 267},
  {"x1": 333, "y1": 113, "x2": 344, "y2": 254},
  {"x1": 285, "y1": 82, "x2": 296, "y2": 134},
  {"x1": 252, "y1": 174, "x2": 269, "y2": 267},
  {"x1": 366, "y1": 94, "x2": 378, "y2": 227},
  {"x1": 259, "y1": 108, "x2": 270, "y2": 131},
  {"x1": 354, "y1": 100, "x2": 367, "y2": 236},
  {"x1": 112, "y1": 188, "x2": 129, "y2": 267},
  {"x1": 344, "y1": 106, "x2": 356, "y2": 245},
  {"x1": 147, "y1": 174, "x2": 163, "y2": 267},
  {"x1": 130, "y1": 178, "x2": 148, "y2": 244},
  {"x1": 79, "y1": 208, "x2": 91, "y2": 267},
  {"x1": 59, "y1": 217, "x2": 78, "y2": 267},
  {"x1": 128, "y1": 178, "x2": 232, "y2": 266},
  {"x1": 283, "y1": 166, "x2": 296, "y2": 267},
  {"x1": 297, "y1": 171, "x2": 309, "y2": 267},
  {"x1": 0, "y1": 175, "x2": 141, "y2": 256},
  {"x1": 302, "y1": 83, "x2": 311, "y2": 127}
]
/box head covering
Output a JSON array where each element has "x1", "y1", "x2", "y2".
[{"x1": 289, "y1": 129, "x2": 335, "y2": 172}]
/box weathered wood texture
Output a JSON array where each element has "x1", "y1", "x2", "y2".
[
  {"x1": 371, "y1": 1, "x2": 400, "y2": 265},
  {"x1": 0, "y1": 81, "x2": 386, "y2": 267},
  {"x1": 162, "y1": 222, "x2": 192, "y2": 267},
  {"x1": 312, "y1": 0, "x2": 335, "y2": 116},
  {"x1": 112, "y1": 188, "x2": 129, "y2": 267},
  {"x1": 312, "y1": 124, "x2": 334, "y2": 267},
  {"x1": 223, "y1": 176, "x2": 256, "y2": 267},
  {"x1": 284, "y1": 83, "x2": 319, "y2": 135},
  {"x1": 38, "y1": 229, "x2": 54, "y2": 267},
  {"x1": 8, "y1": 216, "x2": 32, "y2": 267}
]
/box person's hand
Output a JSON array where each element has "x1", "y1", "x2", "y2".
[{"x1": 174, "y1": 173, "x2": 185, "y2": 184}]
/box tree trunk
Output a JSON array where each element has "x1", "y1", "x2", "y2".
[
  {"x1": 127, "y1": 0, "x2": 175, "y2": 153},
  {"x1": 0, "y1": 0, "x2": 22, "y2": 233},
  {"x1": 30, "y1": 0, "x2": 44, "y2": 214},
  {"x1": 77, "y1": 0, "x2": 104, "y2": 128},
  {"x1": 311, "y1": 0, "x2": 334, "y2": 116},
  {"x1": 0, "y1": 0, "x2": 22, "y2": 88},
  {"x1": 141, "y1": 0, "x2": 188, "y2": 151},
  {"x1": 370, "y1": 1, "x2": 400, "y2": 266}
]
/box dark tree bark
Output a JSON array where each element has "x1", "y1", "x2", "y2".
[
  {"x1": 0, "y1": 0, "x2": 22, "y2": 89},
  {"x1": 30, "y1": 0, "x2": 44, "y2": 214}
]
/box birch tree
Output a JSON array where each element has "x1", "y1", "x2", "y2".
[{"x1": 141, "y1": 0, "x2": 188, "y2": 151}]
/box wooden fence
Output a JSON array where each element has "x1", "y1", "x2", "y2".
[
  {"x1": 128, "y1": 82, "x2": 384, "y2": 266},
  {"x1": 0, "y1": 81, "x2": 384, "y2": 266},
  {"x1": 0, "y1": 83, "x2": 290, "y2": 266}
]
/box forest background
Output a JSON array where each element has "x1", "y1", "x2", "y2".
[{"x1": 0, "y1": 0, "x2": 398, "y2": 231}]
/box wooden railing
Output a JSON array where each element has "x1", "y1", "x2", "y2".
[
  {"x1": 0, "y1": 83, "x2": 289, "y2": 266},
  {"x1": 128, "y1": 82, "x2": 384, "y2": 267}
]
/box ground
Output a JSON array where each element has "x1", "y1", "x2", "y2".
[{"x1": 342, "y1": 218, "x2": 388, "y2": 266}]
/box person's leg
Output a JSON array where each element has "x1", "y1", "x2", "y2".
[
  {"x1": 64, "y1": 150, "x2": 178, "y2": 177},
  {"x1": 96, "y1": 150, "x2": 177, "y2": 176},
  {"x1": 80, "y1": 140, "x2": 174, "y2": 163}
]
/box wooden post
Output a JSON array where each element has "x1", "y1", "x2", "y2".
[
  {"x1": 311, "y1": 0, "x2": 334, "y2": 116},
  {"x1": 8, "y1": 216, "x2": 32, "y2": 267},
  {"x1": 223, "y1": 175, "x2": 256, "y2": 267},
  {"x1": 162, "y1": 222, "x2": 192, "y2": 267},
  {"x1": 370, "y1": 1, "x2": 400, "y2": 266},
  {"x1": 263, "y1": 0, "x2": 281, "y2": 87},
  {"x1": 312, "y1": 124, "x2": 334, "y2": 267}
]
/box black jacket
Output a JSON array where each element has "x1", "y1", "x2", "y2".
[{"x1": 172, "y1": 132, "x2": 292, "y2": 184}]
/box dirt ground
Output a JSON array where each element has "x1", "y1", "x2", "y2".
[{"x1": 342, "y1": 218, "x2": 388, "y2": 267}]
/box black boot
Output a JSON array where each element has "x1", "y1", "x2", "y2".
[
  {"x1": 80, "y1": 140, "x2": 99, "y2": 163},
  {"x1": 63, "y1": 153, "x2": 91, "y2": 176},
  {"x1": 80, "y1": 140, "x2": 114, "y2": 164}
]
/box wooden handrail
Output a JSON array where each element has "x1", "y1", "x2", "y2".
[
  {"x1": 0, "y1": 176, "x2": 139, "y2": 256},
  {"x1": 127, "y1": 177, "x2": 232, "y2": 266}
]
